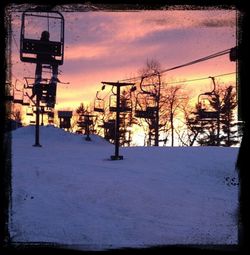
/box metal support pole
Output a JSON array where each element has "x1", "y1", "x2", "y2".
[
  {"x1": 216, "y1": 95, "x2": 220, "y2": 146},
  {"x1": 101, "y1": 81, "x2": 134, "y2": 160},
  {"x1": 154, "y1": 73, "x2": 161, "y2": 146},
  {"x1": 85, "y1": 116, "x2": 91, "y2": 141},
  {"x1": 112, "y1": 83, "x2": 123, "y2": 160},
  {"x1": 170, "y1": 110, "x2": 174, "y2": 147},
  {"x1": 33, "y1": 94, "x2": 42, "y2": 147},
  {"x1": 41, "y1": 106, "x2": 44, "y2": 126},
  {"x1": 210, "y1": 77, "x2": 220, "y2": 146}
]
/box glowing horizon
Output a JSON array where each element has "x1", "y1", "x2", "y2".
[{"x1": 9, "y1": 8, "x2": 237, "y2": 118}]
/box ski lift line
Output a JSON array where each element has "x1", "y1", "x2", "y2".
[
  {"x1": 120, "y1": 48, "x2": 233, "y2": 82},
  {"x1": 160, "y1": 50, "x2": 230, "y2": 74},
  {"x1": 102, "y1": 81, "x2": 135, "y2": 87},
  {"x1": 164, "y1": 72, "x2": 236, "y2": 85},
  {"x1": 24, "y1": 13, "x2": 63, "y2": 19},
  {"x1": 12, "y1": 33, "x2": 20, "y2": 53}
]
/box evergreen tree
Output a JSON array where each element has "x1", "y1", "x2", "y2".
[
  {"x1": 219, "y1": 86, "x2": 239, "y2": 146},
  {"x1": 75, "y1": 103, "x2": 96, "y2": 135},
  {"x1": 188, "y1": 84, "x2": 240, "y2": 147}
]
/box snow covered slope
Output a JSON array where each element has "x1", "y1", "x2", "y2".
[{"x1": 9, "y1": 126, "x2": 239, "y2": 250}]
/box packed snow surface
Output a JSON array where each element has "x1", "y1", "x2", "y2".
[{"x1": 10, "y1": 126, "x2": 239, "y2": 250}]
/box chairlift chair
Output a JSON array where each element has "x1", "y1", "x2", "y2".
[
  {"x1": 29, "y1": 120, "x2": 36, "y2": 125},
  {"x1": 139, "y1": 74, "x2": 160, "y2": 95},
  {"x1": 103, "y1": 119, "x2": 115, "y2": 129},
  {"x1": 77, "y1": 122, "x2": 87, "y2": 128},
  {"x1": 47, "y1": 111, "x2": 54, "y2": 118},
  {"x1": 13, "y1": 91, "x2": 24, "y2": 104},
  {"x1": 135, "y1": 93, "x2": 156, "y2": 119},
  {"x1": 109, "y1": 94, "x2": 117, "y2": 112},
  {"x1": 109, "y1": 94, "x2": 132, "y2": 112},
  {"x1": 22, "y1": 94, "x2": 30, "y2": 106},
  {"x1": 77, "y1": 119, "x2": 93, "y2": 127},
  {"x1": 146, "y1": 94, "x2": 157, "y2": 113},
  {"x1": 94, "y1": 94, "x2": 105, "y2": 113},
  {"x1": 120, "y1": 98, "x2": 132, "y2": 112},
  {"x1": 58, "y1": 111, "x2": 72, "y2": 128},
  {"x1": 20, "y1": 10, "x2": 64, "y2": 65},
  {"x1": 13, "y1": 98, "x2": 24, "y2": 104},
  {"x1": 197, "y1": 93, "x2": 219, "y2": 120},
  {"x1": 26, "y1": 106, "x2": 33, "y2": 116},
  {"x1": 94, "y1": 101, "x2": 105, "y2": 112},
  {"x1": 13, "y1": 81, "x2": 25, "y2": 104},
  {"x1": 104, "y1": 120, "x2": 116, "y2": 140},
  {"x1": 44, "y1": 83, "x2": 57, "y2": 108},
  {"x1": 47, "y1": 110, "x2": 54, "y2": 124}
]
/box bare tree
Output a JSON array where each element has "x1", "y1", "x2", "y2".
[
  {"x1": 135, "y1": 59, "x2": 162, "y2": 146},
  {"x1": 162, "y1": 85, "x2": 185, "y2": 147}
]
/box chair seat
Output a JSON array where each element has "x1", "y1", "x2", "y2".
[{"x1": 20, "y1": 39, "x2": 63, "y2": 65}]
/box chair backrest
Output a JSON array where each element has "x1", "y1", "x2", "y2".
[{"x1": 22, "y1": 39, "x2": 62, "y2": 56}]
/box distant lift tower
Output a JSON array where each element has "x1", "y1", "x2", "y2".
[
  {"x1": 20, "y1": 10, "x2": 65, "y2": 147},
  {"x1": 101, "y1": 81, "x2": 135, "y2": 160},
  {"x1": 58, "y1": 111, "x2": 72, "y2": 131}
]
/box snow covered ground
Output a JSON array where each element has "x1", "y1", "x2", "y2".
[{"x1": 9, "y1": 125, "x2": 239, "y2": 250}]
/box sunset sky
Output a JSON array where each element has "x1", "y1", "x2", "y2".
[{"x1": 10, "y1": 8, "x2": 237, "y2": 112}]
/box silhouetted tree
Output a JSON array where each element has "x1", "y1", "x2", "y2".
[
  {"x1": 186, "y1": 84, "x2": 240, "y2": 146},
  {"x1": 176, "y1": 99, "x2": 203, "y2": 146},
  {"x1": 118, "y1": 89, "x2": 134, "y2": 146},
  {"x1": 75, "y1": 103, "x2": 96, "y2": 135},
  {"x1": 162, "y1": 85, "x2": 186, "y2": 147},
  {"x1": 219, "y1": 85, "x2": 239, "y2": 146},
  {"x1": 135, "y1": 59, "x2": 162, "y2": 146}
]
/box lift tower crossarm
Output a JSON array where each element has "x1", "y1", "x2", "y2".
[{"x1": 101, "y1": 81, "x2": 135, "y2": 87}]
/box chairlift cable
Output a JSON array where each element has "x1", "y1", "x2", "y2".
[
  {"x1": 164, "y1": 72, "x2": 236, "y2": 85},
  {"x1": 12, "y1": 32, "x2": 19, "y2": 53},
  {"x1": 120, "y1": 48, "x2": 233, "y2": 82},
  {"x1": 160, "y1": 49, "x2": 231, "y2": 75}
]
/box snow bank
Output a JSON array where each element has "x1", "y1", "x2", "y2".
[{"x1": 9, "y1": 126, "x2": 239, "y2": 250}]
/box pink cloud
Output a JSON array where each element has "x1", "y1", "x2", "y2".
[
  {"x1": 65, "y1": 44, "x2": 109, "y2": 60},
  {"x1": 9, "y1": 9, "x2": 237, "y2": 110}
]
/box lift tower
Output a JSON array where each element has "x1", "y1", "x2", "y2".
[{"x1": 101, "y1": 81, "x2": 135, "y2": 160}]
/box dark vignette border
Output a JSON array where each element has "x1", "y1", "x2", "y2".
[{"x1": 0, "y1": 0, "x2": 248, "y2": 255}]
